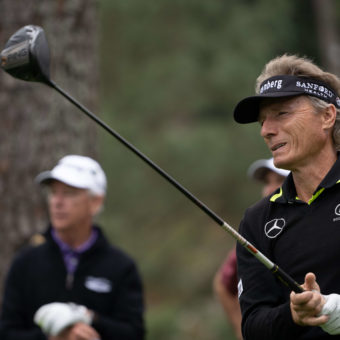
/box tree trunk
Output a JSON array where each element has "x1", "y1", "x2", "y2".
[
  {"x1": 0, "y1": 0, "x2": 99, "y2": 303},
  {"x1": 312, "y1": 0, "x2": 340, "y2": 75}
]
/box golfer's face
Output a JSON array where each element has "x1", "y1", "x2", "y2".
[
  {"x1": 47, "y1": 181, "x2": 95, "y2": 231},
  {"x1": 258, "y1": 96, "x2": 327, "y2": 170}
]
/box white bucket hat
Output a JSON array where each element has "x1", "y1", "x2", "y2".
[{"x1": 35, "y1": 155, "x2": 107, "y2": 195}]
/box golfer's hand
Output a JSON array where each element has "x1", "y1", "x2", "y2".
[
  {"x1": 34, "y1": 302, "x2": 93, "y2": 336},
  {"x1": 290, "y1": 272, "x2": 328, "y2": 326},
  {"x1": 49, "y1": 323, "x2": 101, "y2": 340}
]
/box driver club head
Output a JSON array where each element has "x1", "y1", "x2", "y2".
[{"x1": 0, "y1": 25, "x2": 51, "y2": 85}]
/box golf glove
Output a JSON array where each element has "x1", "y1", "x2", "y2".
[
  {"x1": 320, "y1": 294, "x2": 340, "y2": 335},
  {"x1": 34, "y1": 302, "x2": 92, "y2": 336}
]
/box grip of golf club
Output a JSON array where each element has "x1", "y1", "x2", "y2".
[{"x1": 271, "y1": 265, "x2": 303, "y2": 293}]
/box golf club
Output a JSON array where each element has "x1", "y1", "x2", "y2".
[{"x1": 0, "y1": 25, "x2": 303, "y2": 293}]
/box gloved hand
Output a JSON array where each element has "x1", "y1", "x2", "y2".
[
  {"x1": 320, "y1": 294, "x2": 340, "y2": 335},
  {"x1": 34, "y1": 302, "x2": 93, "y2": 336}
]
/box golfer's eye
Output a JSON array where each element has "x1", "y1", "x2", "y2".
[{"x1": 258, "y1": 116, "x2": 265, "y2": 126}]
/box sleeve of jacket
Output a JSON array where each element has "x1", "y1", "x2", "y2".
[
  {"x1": 236, "y1": 211, "x2": 306, "y2": 340},
  {"x1": 0, "y1": 254, "x2": 46, "y2": 340},
  {"x1": 92, "y1": 260, "x2": 145, "y2": 340}
]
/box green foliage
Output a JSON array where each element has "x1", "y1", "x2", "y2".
[
  {"x1": 145, "y1": 299, "x2": 236, "y2": 340},
  {"x1": 97, "y1": 0, "x2": 320, "y2": 338}
]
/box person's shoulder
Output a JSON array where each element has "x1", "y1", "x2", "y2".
[
  {"x1": 240, "y1": 196, "x2": 275, "y2": 237},
  {"x1": 245, "y1": 195, "x2": 271, "y2": 217},
  {"x1": 5, "y1": 234, "x2": 50, "y2": 274},
  {"x1": 91, "y1": 227, "x2": 142, "y2": 278},
  {"x1": 96, "y1": 231, "x2": 136, "y2": 263},
  {"x1": 106, "y1": 243, "x2": 137, "y2": 265},
  {"x1": 97, "y1": 243, "x2": 143, "y2": 282},
  {"x1": 15, "y1": 233, "x2": 49, "y2": 260}
]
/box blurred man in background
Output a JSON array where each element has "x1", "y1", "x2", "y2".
[
  {"x1": 0, "y1": 155, "x2": 145, "y2": 340},
  {"x1": 213, "y1": 158, "x2": 288, "y2": 340}
]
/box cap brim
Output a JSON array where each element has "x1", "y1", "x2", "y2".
[
  {"x1": 233, "y1": 92, "x2": 302, "y2": 124},
  {"x1": 35, "y1": 171, "x2": 54, "y2": 184},
  {"x1": 35, "y1": 170, "x2": 89, "y2": 190},
  {"x1": 247, "y1": 158, "x2": 290, "y2": 181}
]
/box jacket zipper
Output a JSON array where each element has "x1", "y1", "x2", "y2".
[{"x1": 66, "y1": 272, "x2": 74, "y2": 290}]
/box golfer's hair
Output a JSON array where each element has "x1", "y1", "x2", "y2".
[{"x1": 256, "y1": 54, "x2": 340, "y2": 150}]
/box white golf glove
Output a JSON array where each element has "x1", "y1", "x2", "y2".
[
  {"x1": 319, "y1": 294, "x2": 340, "y2": 335},
  {"x1": 34, "y1": 302, "x2": 92, "y2": 336}
]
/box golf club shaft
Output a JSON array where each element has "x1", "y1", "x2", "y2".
[
  {"x1": 49, "y1": 80, "x2": 302, "y2": 293},
  {"x1": 49, "y1": 80, "x2": 223, "y2": 223}
]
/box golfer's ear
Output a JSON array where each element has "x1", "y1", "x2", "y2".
[
  {"x1": 91, "y1": 195, "x2": 105, "y2": 216},
  {"x1": 322, "y1": 104, "x2": 337, "y2": 130}
]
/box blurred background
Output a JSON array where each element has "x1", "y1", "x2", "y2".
[{"x1": 0, "y1": 0, "x2": 339, "y2": 339}]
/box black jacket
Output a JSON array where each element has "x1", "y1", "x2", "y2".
[
  {"x1": 0, "y1": 226, "x2": 145, "y2": 340},
  {"x1": 237, "y1": 155, "x2": 340, "y2": 339}
]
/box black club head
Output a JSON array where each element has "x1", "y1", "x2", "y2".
[{"x1": 0, "y1": 25, "x2": 51, "y2": 85}]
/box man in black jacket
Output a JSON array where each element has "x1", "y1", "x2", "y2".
[
  {"x1": 233, "y1": 54, "x2": 340, "y2": 339},
  {"x1": 0, "y1": 155, "x2": 145, "y2": 340}
]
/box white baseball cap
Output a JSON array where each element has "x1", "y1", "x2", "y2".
[
  {"x1": 247, "y1": 158, "x2": 289, "y2": 182},
  {"x1": 35, "y1": 155, "x2": 107, "y2": 195}
]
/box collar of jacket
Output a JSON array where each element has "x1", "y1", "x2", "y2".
[{"x1": 270, "y1": 153, "x2": 340, "y2": 204}]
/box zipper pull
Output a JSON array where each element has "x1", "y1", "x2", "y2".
[{"x1": 66, "y1": 272, "x2": 74, "y2": 289}]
